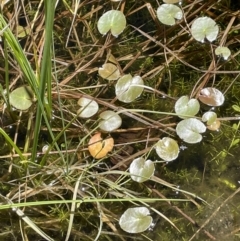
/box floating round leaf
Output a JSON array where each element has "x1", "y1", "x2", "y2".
[
  {"x1": 157, "y1": 4, "x2": 183, "y2": 26},
  {"x1": 175, "y1": 95, "x2": 200, "y2": 119},
  {"x1": 215, "y1": 46, "x2": 231, "y2": 60},
  {"x1": 202, "y1": 111, "x2": 217, "y2": 125},
  {"x1": 77, "y1": 97, "x2": 99, "y2": 118},
  {"x1": 202, "y1": 111, "x2": 220, "y2": 131},
  {"x1": 9, "y1": 86, "x2": 33, "y2": 111},
  {"x1": 207, "y1": 119, "x2": 221, "y2": 131},
  {"x1": 191, "y1": 17, "x2": 219, "y2": 42},
  {"x1": 98, "y1": 63, "x2": 120, "y2": 80},
  {"x1": 99, "y1": 110, "x2": 122, "y2": 132},
  {"x1": 199, "y1": 87, "x2": 224, "y2": 106},
  {"x1": 129, "y1": 157, "x2": 155, "y2": 183},
  {"x1": 155, "y1": 137, "x2": 179, "y2": 161},
  {"x1": 88, "y1": 132, "x2": 114, "y2": 159},
  {"x1": 115, "y1": 74, "x2": 144, "y2": 103},
  {"x1": 119, "y1": 207, "x2": 152, "y2": 233},
  {"x1": 176, "y1": 118, "x2": 206, "y2": 144},
  {"x1": 97, "y1": 10, "x2": 126, "y2": 37}
]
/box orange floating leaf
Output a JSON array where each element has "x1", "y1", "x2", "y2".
[
  {"x1": 88, "y1": 133, "x2": 114, "y2": 159},
  {"x1": 207, "y1": 120, "x2": 221, "y2": 131}
]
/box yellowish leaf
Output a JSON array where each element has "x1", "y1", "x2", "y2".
[{"x1": 88, "y1": 133, "x2": 114, "y2": 159}]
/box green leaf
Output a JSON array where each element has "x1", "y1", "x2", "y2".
[
  {"x1": 77, "y1": 97, "x2": 99, "y2": 118},
  {"x1": 98, "y1": 63, "x2": 120, "y2": 80},
  {"x1": 176, "y1": 118, "x2": 206, "y2": 144},
  {"x1": 232, "y1": 105, "x2": 240, "y2": 112},
  {"x1": 17, "y1": 25, "x2": 30, "y2": 38},
  {"x1": 129, "y1": 157, "x2": 155, "y2": 183},
  {"x1": 232, "y1": 139, "x2": 240, "y2": 147},
  {"x1": 115, "y1": 74, "x2": 144, "y2": 103},
  {"x1": 175, "y1": 95, "x2": 200, "y2": 119},
  {"x1": 191, "y1": 17, "x2": 219, "y2": 42},
  {"x1": 155, "y1": 137, "x2": 179, "y2": 161},
  {"x1": 202, "y1": 111, "x2": 217, "y2": 125},
  {"x1": 232, "y1": 123, "x2": 238, "y2": 130},
  {"x1": 9, "y1": 86, "x2": 33, "y2": 111},
  {"x1": 97, "y1": 10, "x2": 126, "y2": 37},
  {"x1": 157, "y1": 4, "x2": 183, "y2": 26},
  {"x1": 215, "y1": 46, "x2": 231, "y2": 60},
  {"x1": 99, "y1": 110, "x2": 122, "y2": 132},
  {"x1": 119, "y1": 207, "x2": 152, "y2": 233}
]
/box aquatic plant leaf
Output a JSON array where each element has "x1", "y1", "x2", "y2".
[
  {"x1": 9, "y1": 86, "x2": 33, "y2": 110},
  {"x1": 175, "y1": 95, "x2": 200, "y2": 119},
  {"x1": 191, "y1": 17, "x2": 219, "y2": 42},
  {"x1": 207, "y1": 119, "x2": 221, "y2": 131},
  {"x1": 199, "y1": 87, "x2": 224, "y2": 106},
  {"x1": 176, "y1": 118, "x2": 206, "y2": 144},
  {"x1": 99, "y1": 110, "x2": 122, "y2": 132},
  {"x1": 88, "y1": 132, "x2": 114, "y2": 159},
  {"x1": 155, "y1": 137, "x2": 179, "y2": 161},
  {"x1": 215, "y1": 46, "x2": 231, "y2": 60},
  {"x1": 202, "y1": 111, "x2": 217, "y2": 125},
  {"x1": 17, "y1": 25, "x2": 30, "y2": 38},
  {"x1": 232, "y1": 105, "x2": 240, "y2": 112},
  {"x1": 77, "y1": 97, "x2": 99, "y2": 118},
  {"x1": 119, "y1": 207, "x2": 152, "y2": 233},
  {"x1": 98, "y1": 63, "x2": 120, "y2": 80},
  {"x1": 115, "y1": 74, "x2": 144, "y2": 103},
  {"x1": 129, "y1": 157, "x2": 155, "y2": 183},
  {"x1": 202, "y1": 112, "x2": 220, "y2": 131},
  {"x1": 97, "y1": 10, "x2": 126, "y2": 37},
  {"x1": 157, "y1": 4, "x2": 183, "y2": 26},
  {"x1": 232, "y1": 139, "x2": 240, "y2": 147}
]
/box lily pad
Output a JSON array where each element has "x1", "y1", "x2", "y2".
[
  {"x1": 88, "y1": 132, "x2": 114, "y2": 159},
  {"x1": 198, "y1": 87, "x2": 225, "y2": 106},
  {"x1": 129, "y1": 157, "x2": 155, "y2": 183},
  {"x1": 9, "y1": 86, "x2": 34, "y2": 111},
  {"x1": 155, "y1": 137, "x2": 179, "y2": 161},
  {"x1": 191, "y1": 17, "x2": 219, "y2": 42},
  {"x1": 157, "y1": 4, "x2": 183, "y2": 26},
  {"x1": 99, "y1": 110, "x2": 122, "y2": 132},
  {"x1": 119, "y1": 207, "x2": 152, "y2": 233},
  {"x1": 202, "y1": 111, "x2": 217, "y2": 125},
  {"x1": 202, "y1": 112, "x2": 221, "y2": 131},
  {"x1": 176, "y1": 118, "x2": 206, "y2": 144},
  {"x1": 115, "y1": 74, "x2": 144, "y2": 103},
  {"x1": 175, "y1": 96, "x2": 200, "y2": 119},
  {"x1": 98, "y1": 63, "x2": 120, "y2": 80},
  {"x1": 207, "y1": 119, "x2": 221, "y2": 131},
  {"x1": 215, "y1": 46, "x2": 231, "y2": 60},
  {"x1": 97, "y1": 10, "x2": 126, "y2": 37},
  {"x1": 77, "y1": 97, "x2": 99, "y2": 118}
]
